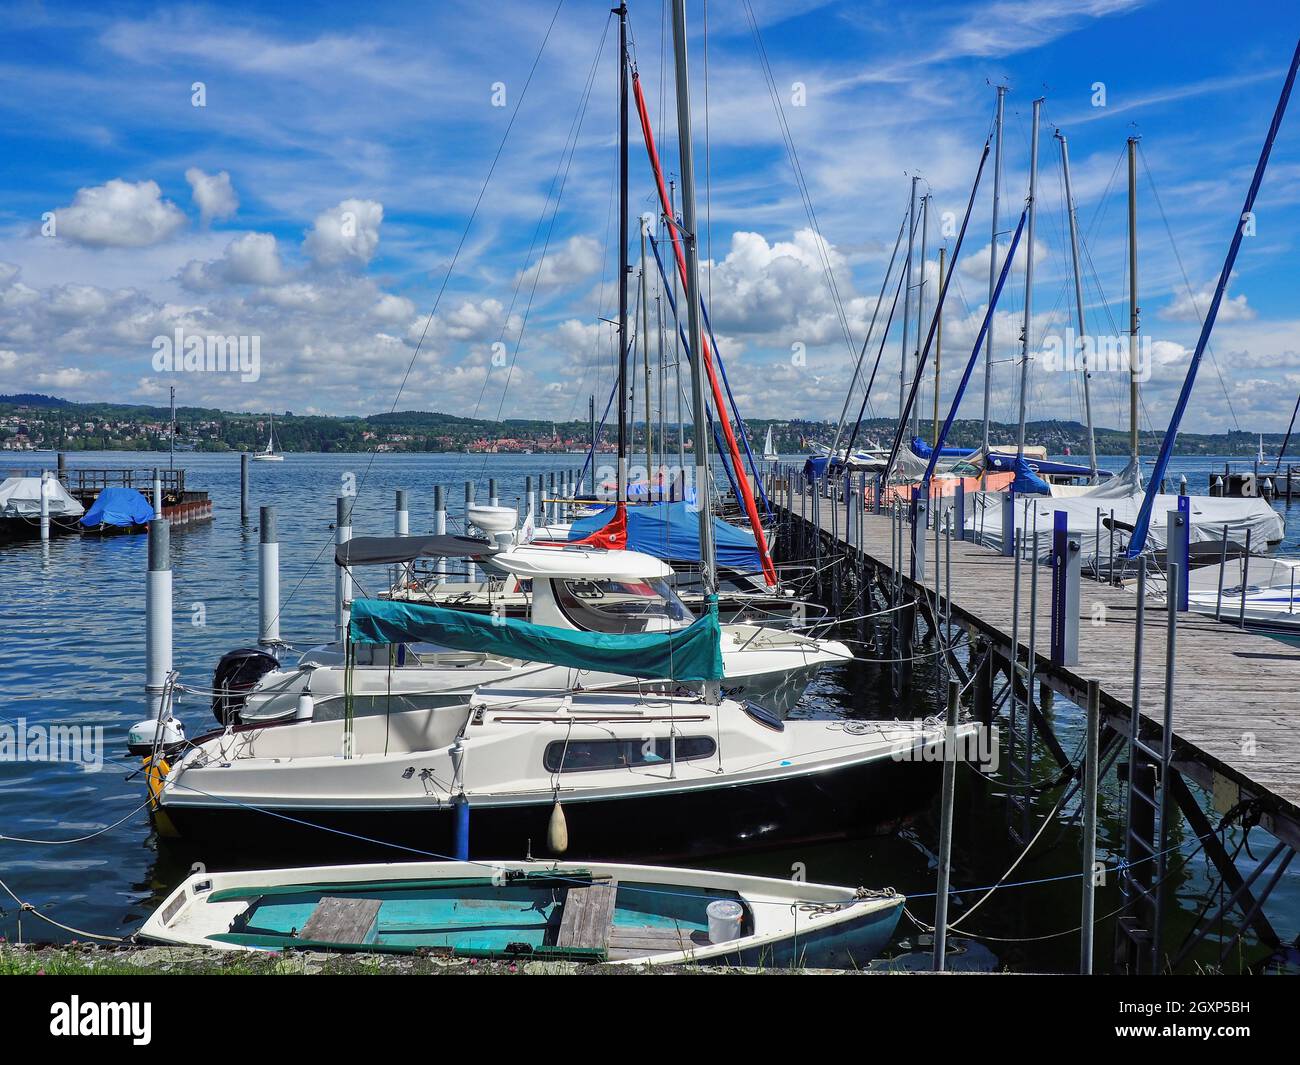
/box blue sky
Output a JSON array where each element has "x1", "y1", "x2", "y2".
[{"x1": 2, "y1": 0, "x2": 1299, "y2": 435}]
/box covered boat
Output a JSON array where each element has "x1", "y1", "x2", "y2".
[
  {"x1": 0, "y1": 474, "x2": 84, "y2": 538},
  {"x1": 79, "y1": 485, "x2": 155, "y2": 533},
  {"x1": 141, "y1": 859, "x2": 905, "y2": 968}
]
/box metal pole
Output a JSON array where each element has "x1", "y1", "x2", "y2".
[
  {"x1": 152, "y1": 467, "x2": 163, "y2": 515},
  {"x1": 465, "y1": 481, "x2": 478, "y2": 581},
  {"x1": 933, "y1": 247, "x2": 944, "y2": 444},
  {"x1": 1239, "y1": 528, "x2": 1252, "y2": 627},
  {"x1": 259, "y1": 506, "x2": 280, "y2": 646},
  {"x1": 616, "y1": 2, "x2": 630, "y2": 505},
  {"x1": 395, "y1": 489, "x2": 410, "y2": 590},
  {"x1": 145, "y1": 518, "x2": 173, "y2": 718},
  {"x1": 1057, "y1": 130, "x2": 1099, "y2": 482},
  {"x1": 640, "y1": 226, "x2": 653, "y2": 484},
  {"x1": 335, "y1": 496, "x2": 352, "y2": 643},
  {"x1": 434, "y1": 485, "x2": 447, "y2": 584},
  {"x1": 983, "y1": 85, "x2": 1006, "y2": 467},
  {"x1": 671, "y1": 0, "x2": 718, "y2": 624},
  {"x1": 1081, "y1": 678, "x2": 1100, "y2": 973},
  {"x1": 913, "y1": 192, "x2": 929, "y2": 441},
  {"x1": 1015, "y1": 98, "x2": 1042, "y2": 460},
  {"x1": 240, "y1": 451, "x2": 249, "y2": 523},
  {"x1": 1127, "y1": 137, "x2": 1141, "y2": 464},
  {"x1": 900, "y1": 176, "x2": 918, "y2": 422},
  {"x1": 933, "y1": 679, "x2": 960, "y2": 971},
  {"x1": 39, "y1": 468, "x2": 50, "y2": 542}
]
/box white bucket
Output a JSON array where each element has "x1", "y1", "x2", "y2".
[{"x1": 706, "y1": 899, "x2": 744, "y2": 944}]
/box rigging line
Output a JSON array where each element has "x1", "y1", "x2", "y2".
[
  {"x1": 741, "y1": 0, "x2": 857, "y2": 362},
  {"x1": 486, "y1": 14, "x2": 611, "y2": 435},
  {"x1": 843, "y1": 246, "x2": 910, "y2": 460},
  {"x1": 1138, "y1": 143, "x2": 1241, "y2": 432}
]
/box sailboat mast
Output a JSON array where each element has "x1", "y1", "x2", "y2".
[
  {"x1": 899, "y1": 176, "x2": 917, "y2": 423},
  {"x1": 1015, "y1": 98, "x2": 1042, "y2": 460},
  {"x1": 640, "y1": 228, "x2": 653, "y2": 485},
  {"x1": 933, "y1": 247, "x2": 944, "y2": 443},
  {"x1": 656, "y1": 288, "x2": 666, "y2": 496},
  {"x1": 913, "y1": 192, "x2": 929, "y2": 441},
  {"x1": 1127, "y1": 135, "x2": 1140, "y2": 465},
  {"x1": 671, "y1": 179, "x2": 685, "y2": 495},
  {"x1": 982, "y1": 85, "x2": 1006, "y2": 465},
  {"x1": 670, "y1": 0, "x2": 718, "y2": 614},
  {"x1": 1057, "y1": 130, "x2": 1098, "y2": 481},
  {"x1": 616, "y1": 2, "x2": 630, "y2": 505}
]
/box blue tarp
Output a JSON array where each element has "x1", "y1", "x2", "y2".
[
  {"x1": 349, "y1": 598, "x2": 724, "y2": 682},
  {"x1": 79, "y1": 486, "x2": 154, "y2": 528},
  {"x1": 567, "y1": 501, "x2": 762, "y2": 573},
  {"x1": 909, "y1": 436, "x2": 972, "y2": 459},
  {"x1": 980, "y1": 454, "x2": 1051, "y2": 494},
  {"x1": 984, "y1": 452, "x2": 1106, "y2": 484}
]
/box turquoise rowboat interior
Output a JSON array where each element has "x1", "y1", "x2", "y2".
[{"x1": 207, "y1": 871, "x2": 742, "y2": 961}]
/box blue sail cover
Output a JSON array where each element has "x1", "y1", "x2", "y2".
[
  {"x1": 567, "y1": 501, "x2": 762, "y2": 573},
  {"x1": 348, "y1": 598, "x2": 724, "y2": 682},
  {"x1": 80, "y1": 486, "x2": 155, "y2": 528},
  {"x1": 909, "y1": 436, "x2": 972, "y2": 459},
  {"x1": 980, "y1": 454, "x2": 1051, "y2": 494}
]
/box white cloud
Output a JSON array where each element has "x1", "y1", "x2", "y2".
[
  {"x1": 516, "y1": 235, "x2": 602, "y2": 290},
  {"x1": 51, "y1": 179, "x2": 187, "y2": 248},
  {"x1": 303, "y1": 199, "x2": 383, "y2": 265},
  {"x1": 185, "y1": 168, "x2": 239, "y2": 225},
  {"x1": 1159, "y1": 278, "x2": 1256, "y2": 324},
  {"x1": 180, "y1": 232, "x2": 285, "y2": 289}
]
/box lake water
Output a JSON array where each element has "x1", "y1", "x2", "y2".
[{"x1": 1, "y1": 449, "x2": 1296, "y2": 972}]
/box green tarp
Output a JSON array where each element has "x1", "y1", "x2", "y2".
[{"x1": 348, "y1": 599, "x2": 724, "y2": 682}]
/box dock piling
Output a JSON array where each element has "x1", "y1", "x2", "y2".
[
  {"x1": 335, "y1": 496, "x2": 352, "y2": 643},
  {"x1": 1081, "y1": 679, "x2": 1100, "y2": 974},
  {"x1": 39, "y1": 469, "x2": 50, "y2": 541},
  {"x1": 434, "y1": 486, "x2": 447, "y2": 584},
  {"x1": 145, "y1": 518, "x2": 173, "y2": 718},
  {"x1": 240, "y1": 452, "x2": 249, "y2": 523},
  {"x1": 932, "y1": 679, "x2": 960, "y2": 972},
  {"x1": 258, "y1": 506, "x2": 280, "y2": 647}
]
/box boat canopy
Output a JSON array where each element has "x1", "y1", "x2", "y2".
[
  {"x1": 335, "y1": 534, "x2": 493, "y2": 567},
  {"x1": 0, "y1": 476, "x2": 84, "y2": 518},
  {"x1": 348, "y1": 598, "x2": 724, "y2": 682},
  {"x1": 909, "y1": 437, "x2": 973, "y2": 459},
  {"x1": 567, "y1": 501, "x2": 762, "y2": 573},
  {"x1": 79, "y1": 486, "x2": 152, "y2": 528}
]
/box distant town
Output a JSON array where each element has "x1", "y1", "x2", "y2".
[{"x1": 0, "y1": 393, "x2": 1289, "y2": 459}]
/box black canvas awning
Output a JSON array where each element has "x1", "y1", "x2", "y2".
[{"x1": 335, "y1": 533, "x2": 493, "y2": 567}]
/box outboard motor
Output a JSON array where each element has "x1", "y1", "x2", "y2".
[{"x1": 212, "y1": 648, "x2": 280, "y2": 725}]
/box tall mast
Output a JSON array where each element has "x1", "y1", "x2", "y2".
[
  {"x1": 640, "y1": 227, "x2": 653, "y2": 485},
  {"x1": 656, "y1": 289, "x2": 666, "y2": 496},
  {"x1": 933, "y1": 247, "x2": 944, "y2": 443},
  {"x1": 982, "y1": 85, "x2": 1007, "y2": 465},
  {"x1": 1057, "y1": 129, "x2": 1098, "y2": 481},
  {"x1": 1127, "y1": 135, "x2": 1140, "y2": 465},
  {"x1": 1015, "y1": 98, "x2": 1042, "y2": 460},
  {"x1": 616, "y1": 2, "x2": 630, "y2": 504},
  {"x1": 670, "y1": 0, "x2": 718, "y2": 617},
  {"x1": 671, "y1": 179, "x2": 684, "y2": 492},
  {"x1": 899, "y1": 176, "x2": 917, "y2": 423},
  {"x1": 913, "y1": 192, "x2": 929, "y2": 440}
]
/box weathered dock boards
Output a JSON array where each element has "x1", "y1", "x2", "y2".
[{"x1": 793, "y1": 489, "x2": 1300, "y2": 850}]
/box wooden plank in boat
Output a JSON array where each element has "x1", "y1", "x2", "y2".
[
  {"x1": 607, "y1": 924, "x2": 701, "y2": 960},
  {"x1": 299, "y1": 896, "x2": 381, "y2": 945},
  {"x1": 556, "y1": 881, "x2": 617, "y2": 950}
]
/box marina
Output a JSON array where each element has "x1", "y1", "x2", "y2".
[{"x1": 4, "y1": 0, "x2": 1300, "y2": 1013}]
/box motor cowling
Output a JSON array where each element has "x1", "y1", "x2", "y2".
[
  {"x1": 127, "y1": 716, "x2": 186, "y2": 757},
  {"x1": 212, "y1": 647, "x2": 280, "y2": 724}
]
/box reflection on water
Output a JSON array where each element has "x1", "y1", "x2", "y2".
[{"x1": 0, "y1": 451, "x2": 1295, "y2": 972}]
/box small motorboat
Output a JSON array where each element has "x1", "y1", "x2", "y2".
[{"x1": 140, "y1": 859, "x2": 905, "y2": 968}]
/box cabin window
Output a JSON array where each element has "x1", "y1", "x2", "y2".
[
  {"x1": 543, "y1": 736, "x2": 716, "y2": 773},
  {"x1": 554, "y1": 577, "x2": 694, "y2": 634}
]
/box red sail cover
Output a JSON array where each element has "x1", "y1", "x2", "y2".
[{"x1": 566, "y1": 501, "x2": 628, "y2": 549}]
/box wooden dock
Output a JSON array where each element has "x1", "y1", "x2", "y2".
[{"x1": 784, "y1": 484, "x2": 1300, "y2": 853}]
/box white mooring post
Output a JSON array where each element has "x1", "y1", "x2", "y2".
[
  {"x1": 525, "y1": 476, "x2": 535, "y2": 525},
  {"x1": 152, "y1": 467, "x2": 163, "y2": 515},
  {"x1": 335, "y1": 495, "x2": 352, "y2": 643},
  {"x1": 434, "y1": 485, "x2": 447, "y2": 584},
  {"x1": 394, "y1": 489, "x2": 410, "y2": 590},
  {"x1": 258, "y1": 506, "x2": 280, "y2": 647},
  {"x1": 145, "y1": 518, "x2": 173, "y2": 718},
  {"x1": 39, "y1": 469, "x2": 50, "y2": 542},
  {"x1": 465, "y1": 481, "x2": 478, "y2": 582},
  {"x1": 488, "y1": 478, "x2": 499, "y2": 509}
]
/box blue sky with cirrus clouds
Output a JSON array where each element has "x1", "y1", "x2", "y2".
[{"x1": 2, "y1": 0, "x2": 1299, "y2": 435}]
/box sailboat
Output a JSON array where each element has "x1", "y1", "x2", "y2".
[
  {"x1": 251, "y1": 413, "x2": 284, "y2": 462},
  {"x1": 762, "y1": 425, "x2": 778, "y2": 461},
  {"x1": 135, "y1": 2, "x2": 964, "y2": 862}
]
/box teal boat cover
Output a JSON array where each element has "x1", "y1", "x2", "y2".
[{"x1": 348, "y1": 598, "x2": 724, "y2": 682}]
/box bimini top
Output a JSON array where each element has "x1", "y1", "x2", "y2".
[
  {"x1": 335, "y1": 533, "x2": 492, "y2": 567},
  {"x1": 485, "y1": 545, "x2": 674, "y2": 581}
]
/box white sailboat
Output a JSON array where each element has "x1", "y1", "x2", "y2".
[
  {"x1": 251, "y1": 413, "x2": 284, "y2": 462},
  {"x1": 762, "y1": 425, "x2": 778, "y2": 461}
]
